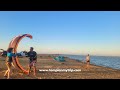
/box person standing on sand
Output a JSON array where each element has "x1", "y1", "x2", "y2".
[
  {"x1": 86, "y1": 54, "x2": 90, "y2": 69},
  {"x1": 4, "y1": 48, "x2": 16, "y2": 79},
  {"x1": 27, "y1": 47, "x2": 37, "y2": 76}
]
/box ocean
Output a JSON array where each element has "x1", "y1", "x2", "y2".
[{"x1": 62, "y1": 54, "x2": 120, "y2": 70}]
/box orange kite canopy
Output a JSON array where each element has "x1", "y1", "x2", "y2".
[{"x1": 8, "y1": 34, "x2": 33, "y2": 74}]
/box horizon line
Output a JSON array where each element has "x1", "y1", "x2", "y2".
[{"x1": 37, "y1": 53, "x2": 120, "y2": 57}]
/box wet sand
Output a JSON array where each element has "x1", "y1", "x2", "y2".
[{"x1": 0, "y1": 54, "x2": 120, "y2": 79}]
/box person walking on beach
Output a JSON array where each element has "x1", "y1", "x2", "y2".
[
  {"x1": 86, "y1": 54, "x2": 90, "y2": 69},
  {"x1": 4, "y1": 48, "x2": 16, "y2": 79},
  {"x1": 27, "y1": 47, "x2": 37, "y2": 76}
]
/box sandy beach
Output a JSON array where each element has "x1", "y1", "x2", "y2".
[{"x1": 0, "y1": 54, "x2": 120, "y2": 79}]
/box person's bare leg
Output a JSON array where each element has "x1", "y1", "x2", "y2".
[
  {"x1": 88, "y1": 62, "x2": 90, "y2": 68},
  {"x1": 87, "y1": 64, "x2": 88, "y2": 69},
  {"x1": 11, "y1": 63, "x2": 14, "y2": 75},
  {"x1": 33, "y1": 66, "x2": 41, "y2": 79},
  {"x1": 85, "y1": 62, "x2": 88, "y2": 69},
  {"x1": 4, "y1": 63, "x2": 8, "y2": 77},
  {"x1": 4, "y1": 70, "x2": 8, "y2": 77},
  {"x1": 7, "y1": 68, "x2": 11, "y2": 79},
  {"x1": 11, "y1": 62, "x2": 15, "y2": 68},
  {"x1": 86, "y1": 62, "x2": 90, "y2": 69},
  {"x1": 33, "y1": 66, "x2": 36, "y2": 76},
  {"x1": 28, "y1": 66, "x2": 31, "y2": 76},
  {"x1": 4, "y1": 63, "x2": 10, "y2": 77}
]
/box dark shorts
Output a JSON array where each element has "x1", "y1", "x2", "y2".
[
  {"x1": 86, "y1": 61, "x2": 90, "y2": 64},
  {"x1": 7, "y1": 57, "x2": 13, "y2": 63},
  {"x1": 29, "y1": 60, "x2": 36, "y2": 67}
]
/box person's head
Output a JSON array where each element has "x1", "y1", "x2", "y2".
[
  {"x1": 87, "y1": 54, "x2": 89, "y2": 56},
  {"x1": 7, "y1": 48, "x2": 14, "y2": 53},
  {"x1": 30, "y1": 47, "x2": 34, "y2": 51}
]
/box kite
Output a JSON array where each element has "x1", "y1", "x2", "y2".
[{"x1": 8, "y1": 34, "x2": 32, "y2": 74}]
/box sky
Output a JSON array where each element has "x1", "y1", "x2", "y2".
[{"x1": 0, "y1": 11, "x2": 120, "y2": 56}]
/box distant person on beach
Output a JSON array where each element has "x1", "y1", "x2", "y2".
[
  {"x1": 4, "y1": 48, "x2": 16, "y2": 79},
  {"x1": 86, "y1": 54, "x2": 90, "y2": 69},
  {"x1": 27, "y1": 47, "x2": 37, "y2": 76}
]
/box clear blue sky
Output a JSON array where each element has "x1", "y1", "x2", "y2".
[{"x1": 0, "y1": 11, "x2": 120, "y2": 56}]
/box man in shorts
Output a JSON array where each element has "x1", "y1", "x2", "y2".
[
  {"x1": 86, "y1": 54, "x2": 90, "y2": 69},
  {"x1": 27, "y1": 47, "x2": 37, "y2": 76}
]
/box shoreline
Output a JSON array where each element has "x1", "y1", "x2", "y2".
[
  {"x1": 74, "y1": 58, "x2": 120, "y2": 71},
  {"x1": 64, "y1": 56, "x2": 120, "y2": 71}
]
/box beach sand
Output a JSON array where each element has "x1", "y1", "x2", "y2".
[{"x1": 0, "y1": 54, "x2": 120, "y2": 79}]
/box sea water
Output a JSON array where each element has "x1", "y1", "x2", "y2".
[{"x1": 62, "y1": 54, "x2": 120, "y2": 70}]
